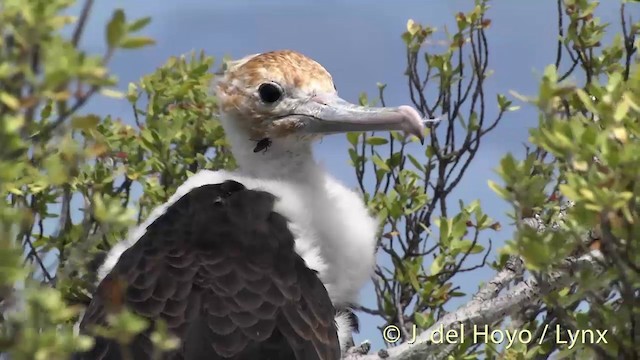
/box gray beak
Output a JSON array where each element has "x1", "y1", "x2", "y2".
[{"x1": 294, "y1": 94, "x2": 429, "y2": 143}]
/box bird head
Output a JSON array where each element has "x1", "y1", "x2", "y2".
[{"x1": 215, "y1": 50, "x2": 427, "y2": 146}]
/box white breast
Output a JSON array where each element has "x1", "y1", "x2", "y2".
[{"x1": 97, "y1": 169, "x2": 378, "y2": 307}]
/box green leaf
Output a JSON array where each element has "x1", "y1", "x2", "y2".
[
  {"x1": 128, "y1": 17, "x2": 152, "y2": 32},
  {"x1": 100, "y1": 88, "x2": 125, "y2": 98},
  {"x1": 542, "y1": 64, "x2": 557, "y2": 83},
  {"x1": 406, "y1": 19, "x2": 420, "y2": 35},
  {"x1": 120, "y1": 36, "x2": 156, "y2": 49},
  {"x1": 346, "y1": 132, "x2": 360, "y2": 146},
  {"x1": 107, "y1": 9, "x2": 127, "y2": 48},
  {"x1": 614, "y1": 98, "x2": 630, "y2": 121},
  {"x1": 575, "y1": 89, "x2": 598, "y2": 114},
  {"x1": 71, "y1": 115, "x2": 101, "y2": 130},
  {"x1": 4, "y1": 115, "x2": 24, "y2": 132},
  {"x1": 408, "y1": 271, "x2": 420, "y2": 291},
  {"x1": 372, "y1": 154, "x2": 390, "y2": 172},
  {"x1": 425, "y1": 145, "x2": 435, "y2": 158},
  {"x1": 365, "y1": 136, "x2": 389, "y2": 146},
  {"x1": 488, "y1": 180, "x2": 510, "y2": 199},
  {"x1": 388, "y1": 152, "x2": 402, "y2": 168},
  {"x1": 451, "y1": 239, "x2": 485, "y2": 254},
  {"x1": 7, "y1": 187, "x2": 23, "y2": 195},
  {"x1": 0, "y1": 92, "x2": 20, "y2": 110},
  {"x1": 430, "y1": 255, "x2": 445, "y2": 275},
  {"x1": 348, "y1": 148, "x2": 361, "y2": 166},
  {"x1": 496, "y1": 93, "x2": 510, "y2": 110},
  {"x1": 401, "y1": 32, "x2": 412, "y2": 45},
  {"x1": 358, "y1": 92, "x2": 368, "y2": 106},
  {"x1": 40, "y1": 102, "x2": 52, "y2": 119},
  {"x1": 407, "y1": 154, "x2": 425, "y2": 171},
  {"x1": 414, "y1": 312, "x2": 429, "y2": 329}
]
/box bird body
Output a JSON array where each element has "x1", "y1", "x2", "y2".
[
  {"x1": 82, "y1": 180, "x2": 342, "y2": 360},
  {"x1": 101, "y1": 168, "x2": 378, "y2": 309},
  {"x1": 78, "y1": 50, "x2": 426, "y2": 359}
]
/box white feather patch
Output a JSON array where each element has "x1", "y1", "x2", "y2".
[{"x1": 335, "y1": 312, "x2": 355, "y2": 353}]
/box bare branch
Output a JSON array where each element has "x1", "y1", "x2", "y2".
[{"x1": 344, "y1": 249, "x2": 605, "y2": 360}]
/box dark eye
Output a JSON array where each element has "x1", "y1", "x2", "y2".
[{"x1": 258, "y1": 82, "x2": 283, "y2": 104}]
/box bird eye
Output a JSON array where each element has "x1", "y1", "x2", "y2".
[{"x1": 258, "y1": 82, "x2": 283, "y2": 104}]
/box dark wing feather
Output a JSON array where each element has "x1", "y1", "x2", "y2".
[{"x1": 75, "y1": 180, "x2": 340, "y2": 360}]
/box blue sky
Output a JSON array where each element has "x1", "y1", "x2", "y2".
[{"x1": 64, "y1": 0, "x2": 637, "y2": 351}]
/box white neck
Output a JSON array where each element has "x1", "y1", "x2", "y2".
[
  {"x1": 218, "y1": 113, "x2": 378, "y2": 308},
  {"x1": 220, "y1": 115, "x2": 323, "y2": 182}
]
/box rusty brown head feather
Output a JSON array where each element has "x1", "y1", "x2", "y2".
[{"x1": 215, "y1": 49, "x2": 428, "y2": 143}]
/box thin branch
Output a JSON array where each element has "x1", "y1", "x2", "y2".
[{"x1": 71, "y1": 0, "x2": 95, "y2": 47}]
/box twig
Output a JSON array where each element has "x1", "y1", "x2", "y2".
[{"x1": 71, "y1": 0, "x2": 95, "y2": 47}]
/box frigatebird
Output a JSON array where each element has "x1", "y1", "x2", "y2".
[{"x1": 76, "y1": 50, "x2": 426, "y2": 360}]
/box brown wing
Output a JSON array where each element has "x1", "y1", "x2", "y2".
[{"x1": 75, "y1": 180, "x2": 340, "y2": 360}]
